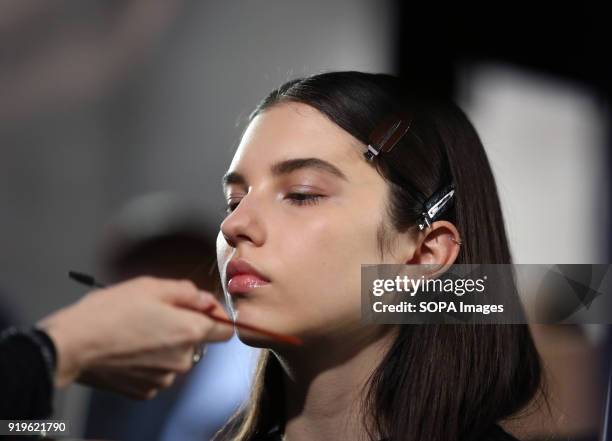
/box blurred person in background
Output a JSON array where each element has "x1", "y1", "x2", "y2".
[
  {"x1": 84, "y1": 193, "x2": 258, "y2": 441},
  {"x1": 0, "y1": 0, "x2": 184, "y2": 123}
]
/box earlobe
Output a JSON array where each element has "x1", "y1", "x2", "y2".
[{"x1": 406, "y1": 221, "x2": 461, "y2": 266}]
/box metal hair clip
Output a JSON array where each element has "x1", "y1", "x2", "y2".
[
  {"x1": 417, "y1": 185, "x2": 455, "y2": 230},
  {"x1": 364, "y1": 114, "x2": 412, "y2": 161}
]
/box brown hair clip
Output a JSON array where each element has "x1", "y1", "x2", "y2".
[
  {"x1": 364, "y1": 114, "x2": 412, "y2": 161},
  {"x1": 364, "y1": 114, "x2": 457, "y2": 233}
]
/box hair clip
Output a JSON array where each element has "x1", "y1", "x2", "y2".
[
  {"x1": 417, "y1": 185, "x2": 455, "y2": 230},
  {"x1": 364, "y1": 114, "x2": 412, "y2": 161}
]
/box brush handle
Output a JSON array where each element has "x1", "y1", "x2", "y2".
[
  {"x1": 201, "y1": 305, "x2": 302, "y2": 346},
  {"x1": 68, "y1": 271, "x2": 302, "y2": 346}
]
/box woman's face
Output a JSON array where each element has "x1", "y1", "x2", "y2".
[{"x1": 216, "y1": 102, "x2": 407, "y2": 347}]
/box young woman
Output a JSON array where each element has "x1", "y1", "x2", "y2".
[{"x1": 215, "y1": 71, "x2": 545, "y2": 441}]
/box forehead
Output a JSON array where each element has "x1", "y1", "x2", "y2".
[{"x1": 227, "y1": 102, "x2": 366, "y2": 175}]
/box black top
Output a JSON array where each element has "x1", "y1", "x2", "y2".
[
  {"x1": 252, "y1": 423, "x2": 520, "y2": 441},
  {"x1": 0, "y1": 327, "x2": 57, "y2": 419},
  {"x1": 485, "y1": 425, "x2": 522, "y2": 441}
]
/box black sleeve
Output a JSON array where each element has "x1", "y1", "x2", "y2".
[{"x1": 0, "y1": 327, "x2": 57, "y2": 419}]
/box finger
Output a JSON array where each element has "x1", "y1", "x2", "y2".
[
  {"x1": 156, "y1": 279, "x2": 219, "y2": 311},
  {"x1": 175, "y1": 308, "x2": 234, "y2": 343},
  {"x1": 134, "y1": 371, "x2": 177, "y2": 390},
  {"x1": 166, "y1": 345, "x2": 201, "y2": 375},
  {"x1": 78, "y1": 368, "x2": 161, "y2": 400},
  {"x1": 120, "y1": 343, "x2": 194, "y2": 372},
  {"x1": 126, "y1": 341, "x2": 206, "y2": 375},
  {"x1": 103, "y1": 367, "x2": 177, "y2": 393},
  {"x1": 114, "y1": 366, "x2": 179, "y2": 388},
  {"x1": 147, "y1": 343, "x2": 198, "y2": 374},
  {"x1": 116, "y1": 382, "x2": 161, "y2": 400},
  {"x1": 124, "y1": 366, "x2": 179, "y2": 377},
  {"x1": 87, "y1": 380, "x2": 156, "y2": 400},
  {"x1": 113, "y1": 370, "x2": 176, "y2": 390}
]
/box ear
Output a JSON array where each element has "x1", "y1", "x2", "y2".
[{"x1": 406, "y1": 221, "x2": 461, "y2": 265}]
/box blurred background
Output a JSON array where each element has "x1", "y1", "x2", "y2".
[{"x1": 0, "y1": 1, "x2": 609, "y2": 440}]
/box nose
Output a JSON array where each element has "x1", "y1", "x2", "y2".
[{"x1": 220, "y1": 193, "x2": 265, "y2": 248}]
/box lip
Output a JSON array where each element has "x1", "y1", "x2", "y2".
[{"x1": 225, "y1": 258, "x2": 270, "y2": 295}]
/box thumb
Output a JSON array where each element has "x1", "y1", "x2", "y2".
[{"x1": 157, "y1": 280, "x2": 218, "y2": 312}]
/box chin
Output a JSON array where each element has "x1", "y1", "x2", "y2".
[
  {"x1": 235, "y1": 331, "x2": 277, "y2": 349},
  {"x1": 231, "y1": 303, "x2": 306, "y2": 349}
]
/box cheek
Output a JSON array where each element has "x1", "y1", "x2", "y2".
[{"x1": 278, "y1": 209, "x2": 382, "y2": 309}]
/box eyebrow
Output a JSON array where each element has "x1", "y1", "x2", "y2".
[{"x1": 222, "y1": 157, "x2": 348, "y2": 188}]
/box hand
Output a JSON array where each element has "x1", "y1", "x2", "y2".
[{"x1": 38, "y1": 276, "x2": 233, "y2": 399}]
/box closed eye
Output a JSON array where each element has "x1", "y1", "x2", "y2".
[
  {"x1": 225, "y1": 193, "x2": 324, "y2": 214},
  {"x1": 285, "y1": 193, "x2": 323, "y2": 206}
]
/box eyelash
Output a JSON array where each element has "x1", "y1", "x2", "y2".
[
  {"x1": 287, "y1": 192, "x2": 322, "y2": 206},
  {"x1": 225, "y1": 193, "x2": 323, "y2": 213}
]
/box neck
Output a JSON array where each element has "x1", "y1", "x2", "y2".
[{"x1": 274, "y1": 326, "x2": 396, "y2": 441}]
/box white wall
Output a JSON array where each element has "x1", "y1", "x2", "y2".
[{"x1": 457, "y1": 63, "x2": 608, "y2": 264}]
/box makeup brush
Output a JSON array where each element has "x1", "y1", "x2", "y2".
[{"x1": 68, "y1": 270, "x2": 302, "y2": 346}]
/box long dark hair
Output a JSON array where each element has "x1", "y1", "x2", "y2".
[{"x1": 216, "y1": 71, "x2": 547, "y2": 441}]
